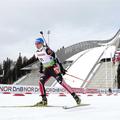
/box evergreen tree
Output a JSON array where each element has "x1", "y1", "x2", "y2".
[
  {"x1": 15, "y1": 53, "x2": 23, "y2": 79},
  {"x1": 0, "y1": 64, "x2": 3, "y2": 75},
  {"x1": 21, "y1": 56, "x2": 29, "y2": 75},
  {"x1": 117, "y1": 63, "x2": 120, "y2": 88},
  {"x1": 22, "y1": 56, "x2": 28, "y2": 67},
  {"x1": 2, "y1": 58, "x2": 12, "y2": 84},
  {"x1": 0, "y1": 64, "x2": 3, "y2": 83}
]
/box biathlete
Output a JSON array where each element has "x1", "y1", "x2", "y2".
[{"x1": 33, "y1": 37, "x2": 81, "y2": 106}]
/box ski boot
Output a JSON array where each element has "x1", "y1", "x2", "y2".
[
  {"x1": 34, "y1": 97, "x2": 47, "y2": 107},
  {"x1": 71, "y1": 92, "x2": 81, "y2": 105}
]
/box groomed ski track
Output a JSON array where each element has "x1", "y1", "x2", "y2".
[{"x1": 0, "y1": 93, "x2": 120, "y2": 120}]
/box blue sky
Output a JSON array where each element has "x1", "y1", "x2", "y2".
[{"x1": 0, "y1": 0, "x2": 120, "y2": 62}]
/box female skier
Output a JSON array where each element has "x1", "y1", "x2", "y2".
[{"x1": 34, "y1": 37, "x2": 81, "y2": 106}]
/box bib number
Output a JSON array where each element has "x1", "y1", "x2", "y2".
[{"x1": 39, "y1": 58, "x2": 44, "y2": 62}]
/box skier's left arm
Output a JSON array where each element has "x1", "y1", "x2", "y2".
[
  {"x1": 46, "y1": 47, "x2": 67, "y2": 75},
  {"x1": 46, "y1": 47, "x2": 56, "y2": 58}
]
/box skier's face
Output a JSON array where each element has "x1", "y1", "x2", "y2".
[{"x1": 35, "y1": 43, "x2": 43, "y2": 49}]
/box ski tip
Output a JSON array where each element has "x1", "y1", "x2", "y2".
[{"x1": 63, "y1": 104, "x2": 90, "y2": 109}]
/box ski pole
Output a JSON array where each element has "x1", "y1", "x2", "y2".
[
  {"x1": 47, "y1": 30, "x2": 50, "y2": 46},
  {"x1": 66, "y1": 73, "x2": 89, "y2": 83},
  {"x1": 40, "y1": 31, "x2": 48, "y2": 47}
]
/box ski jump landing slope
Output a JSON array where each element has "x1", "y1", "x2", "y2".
[
  {"x1": 0, "y1": 93, "x2": 120, "y2": 120},
  {"x1": 56, "y1": 45, "x2": 116, "y2": 88}
]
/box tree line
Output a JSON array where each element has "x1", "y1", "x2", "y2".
[{"x1": 0, "y1": 53, "x2": 36, "y2": 84}]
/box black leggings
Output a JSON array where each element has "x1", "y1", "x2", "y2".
[{"x1": 39, "y1": 66, "x2": 73, "y2": 97}]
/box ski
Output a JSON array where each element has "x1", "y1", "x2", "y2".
[
  {"x1": 0, "y1": 105, "x2": 37, "y2": 108},
  {"x1": 0, "y1": 105, "x2": 63, "y2": 108},
  {"x1": 62, "y1": 104, "x2": 90, "y2": 109},
  {"x1": 0, "y1": 104, "x2": 90, "y2": 109}
]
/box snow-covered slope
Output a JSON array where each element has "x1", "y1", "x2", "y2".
[{"x1": 55, "y1": 46, "x2": 116, "y2": 88}]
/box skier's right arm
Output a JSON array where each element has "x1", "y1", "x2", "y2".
[
  {"x1": 21, "y1": 55, "x2": 38, "y2": 69},
  {"x1": 26, "y1": 55, "x2": 38, "y2": 65},
  {"x1": 27, "y1": 55, "x2": 44, "y2": 73}
]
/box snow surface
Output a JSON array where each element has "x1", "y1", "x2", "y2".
[{"x1": 0, "y1": 93, "x2": 120, "y2": 120}]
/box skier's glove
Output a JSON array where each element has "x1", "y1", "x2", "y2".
[
  {"x1": 61, "y1": 68, "x2": 67, "y2": 75},
  {"x1": 39, "y1": 70, "x2": 43, "y2": 74}
]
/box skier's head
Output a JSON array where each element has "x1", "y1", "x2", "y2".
[{"x1": 35, "y1": 38, "x2": 44, "y2": 49}]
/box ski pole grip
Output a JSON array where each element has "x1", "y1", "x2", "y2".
[{"x1": 40, "y1": 31, "x2": 43, "y2": 35}]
